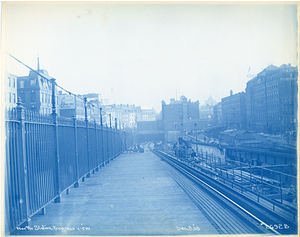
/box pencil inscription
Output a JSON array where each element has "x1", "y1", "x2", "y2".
[
  {"x1": 16, "y1": 225, "x2": 90, "y2": 231},
  {"x1": 176, "y1": 224, "x2": 200, "y2": 231}
]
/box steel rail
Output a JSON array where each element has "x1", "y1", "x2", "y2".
[
  {"x1": 164, "y1": 163, "x2": 259, "y2": 234},
  {"x1": 152, "y1": 148, "x2": 281, "y2": 235},
  {"x1": 158, "y1": 149, "x2": 297, "y2": 223}
]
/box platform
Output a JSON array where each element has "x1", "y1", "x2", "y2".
[{"x1": 13, "y1": 147, "x2": 218, "y2": 235}]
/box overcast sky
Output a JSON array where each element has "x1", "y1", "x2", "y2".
[{"x1": 2, "y1": 3, "x2": 298, "y2": 112}]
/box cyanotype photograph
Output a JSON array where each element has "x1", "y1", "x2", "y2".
[{"x1": 1, "y1": 2, "x2": 298, "y2": 236}]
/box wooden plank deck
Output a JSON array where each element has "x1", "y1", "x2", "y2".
[{"x1": 13, "y1": 147, "x2": 218, "y2": 235}]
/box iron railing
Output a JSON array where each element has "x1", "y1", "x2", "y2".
[{"x1": 5, "y1": 104, "x2": 133, "y2": 233}]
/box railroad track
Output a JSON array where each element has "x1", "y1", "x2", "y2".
[{"x1": 150, "y1": 147, "x2": 298, "y2": 235}]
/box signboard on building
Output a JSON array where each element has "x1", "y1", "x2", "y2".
[{"x1": 59, "y1": 95, "x2": 75, "y2": 109}]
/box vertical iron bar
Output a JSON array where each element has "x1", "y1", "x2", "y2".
[
  {"x1": 84, "y1": 98, "x2": 90, "y2": 178},
  {"x1": 100, "y1": 108, "x2": 104, "y2": 166},
  {"x1": 102, "y1": 123, "x2": 104, "y2": 166},
  {"x1": 73, "y1": 116, "x2": 79, "y2": 188},
  {"x1": 16, "y1": 101, "x2": 31, "y2": 226},
  {"x1": 95, "y1": 120, "x2": 99, "y2": 171},
  {"x1": 51, "y1": 78, "x2": 61, "y2": 203},
  {"x1": 115, "y1": 118, "x2": 117, "y2": 157},
  {"x1": 12, "y1": 122, "x2": 20, "y2": 226},
  {"x1": 26, "y1": 123, "x2": 33, "y2": 213},
  {"x1": 107, "y1": 125, "x2": 109, "y2": 162}
]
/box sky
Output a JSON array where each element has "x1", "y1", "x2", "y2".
[{"x1": 1, "y1": 2, "x2": 298, "y2": 112}]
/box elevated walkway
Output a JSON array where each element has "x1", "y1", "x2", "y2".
[{"x1": 13, "y1": 147, "x2": 218, "y2": 235}]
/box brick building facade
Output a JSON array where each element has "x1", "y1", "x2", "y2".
[
  {"x1": 5, "y1": 72, "x2": 18, "y2": 109},
  {"x1": 221, "y1": 91, "x2": 246, "y2": 129},
  {"x1": 17, "y1": 69, "x2": 59, "y2": 115},
  {"x1": 161, "y1": 95, "x2": 200, "y2": 132},
  {"x1": 245, "y1": 64, "x2": 298, "y2": 133}
]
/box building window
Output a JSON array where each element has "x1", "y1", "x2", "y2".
[
  {"x1": 30, "y1": 79, "x2": 36, "y2": 87},
  {"x1": 20, "y1": 94, "x2": 25, "y2": 103},
  {"x1": 12, "y1": 93, "x2": 16, "y2": 103},
  {"x1": 9, "y1": 93, "x2": 11, "y2": 103},
  {"x1": 20, "y1": 80, "x2": 24, "y2": 88},
  {"x1": 12, "y1": 78, "x2": 15, "y2": 87},
  {"x1": 8, "y1": 77, "x2": 11, "y2": 87},
  {"x1": 31, "y1": 91, "x2": 36, "y2": 102}
]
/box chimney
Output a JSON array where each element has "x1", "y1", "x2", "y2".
[{"x1": 230, "y1": 90, "x2": 233, "y2": 96}]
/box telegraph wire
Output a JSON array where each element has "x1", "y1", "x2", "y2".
[{"x1": 7, "y1": 53, "x2": 97, "y2": 108}]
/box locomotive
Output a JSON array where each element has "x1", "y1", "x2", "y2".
[{"x1": 173, "y1": 137, "x2": 196, "y2": 161}]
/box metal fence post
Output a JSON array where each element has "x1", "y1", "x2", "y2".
[
  {"x1": 51, "y1": 78, "x2": 61, "y2": 203},
  {"x1": 106, "y1": 124, "x2": 109, "y2": 162},
  {"x1": 95, "y1": 120, "x2": 99, "y2": 171},
  {"x1": 115, "y1": 118, "x2": 117, "y2": 156},
  {"x1": 84, "y1": 98, "x2": 91, "y2": 178},
  {"x1": 100, "y1": 108, "x2": 104, "y2": 167},
  {"x1": 73, "y1": 116, "x2": 79, "y2": 188},
  {"x1": 102, "y1": 125, "x2": 105, "y2": 167},
  {"x1": 109, "y1": 126, "x2": 112, "y2": 160},
  {"x1": 108, "y1": 114, "x2": 111, "y2": 161},
  {"x1": 16, "y1": 101, "x2": 31, "y2": 226}
]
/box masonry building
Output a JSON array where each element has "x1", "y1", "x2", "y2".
[
  {"x1": 221, "y1": 90, "x2": 246, "y2": 129},
  {"x1": 213, "y1": 102, "x2": 222, "y2": 126},
  {"x1": 245, "y1": 64, "x2": 298, "y2": 133},
  {"x1": 5, "y1": 72, "x2": 18, "y2": 109},
  {"x1": 161, "y1": 95, "x2": 204, "y2": 141},
  {"x1": 17, "y1": 68, "x2": 59, "y2": 115}
]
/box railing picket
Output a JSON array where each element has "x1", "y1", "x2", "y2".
[
  {"x1": 5, "y1": 104, "x2": 130, "y2": 232},
  {"x1": 85, "y1": 120, "x2": 90, "y2": 178},
  {"x1": 101, "y1": 125, "x2": 104, "y2": 166},
  {"x1": 16, "y1": 103, "x2": 31, "y2": 227},
  {"x1": 74, "y1": 116, "x2": 79, "y2": 188},
  {"x1": 52, "y1": 109, "x2": 61, "y2": 202},
  {"x1": 95, "y1": 121, "x2": 99, "y2": 171}
]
